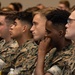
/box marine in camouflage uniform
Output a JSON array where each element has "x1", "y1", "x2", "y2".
[
  {"x1": 47, "y1": 42, "x2": 75, "y2": 75},
  {"x1": 0, "y1": 39, "x2": 19, "y2": 74},
  {"x1": 7, "y1": 39, "x2": 53, "y2": 75},
  {"x1": 12, "y1": 39, "x2": 38, "y2": 75},
  {"x1": 0, "y1": 39, "x2": 18, "y2": 61}
]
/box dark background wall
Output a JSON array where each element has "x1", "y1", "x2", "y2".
[{"x1": 0, "y1": 0, "x2": 75, "y2": 10}]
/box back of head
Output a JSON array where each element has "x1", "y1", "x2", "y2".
[
  {"x1": 25, "y1": 6, "x2": 40, "y2": 13},
  {"x1": 8, "y1": 2, "x2": 20, "y2": 11},
  {"x1": 16, "y1": 2, "x2": 23, "y2": 11},
  {"x1": 0, "y1": 10, "x2": 17, "y2": 17},
  {"x1": 58, "y1": 0, "x2": 70, "y2": 11},
  {"x1": 36, "y1": 4, "x2": 45, "y2": 9},
  {"x1": 1, "y1": 7, "x2": 14, "y2": 12},
  {"x1": 46, "y1": 9, "x2": 70, "y2": 29}
]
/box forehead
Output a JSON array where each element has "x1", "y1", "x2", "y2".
[
  {"x1": 46, "y1": 21, "x2": 53, "y2": 29},
  {"x1": 69, "y1": 11, "x2": 75, "y2": 19},
  {"x1": 0, "y1": 15, "x2": 5, "y2": 21},
  {"x1": 0, "y1": 15, "x2": 5, "y2": 22},
  {"x1": 33, "y1": 14, "x2": 45, "y2": 22}
]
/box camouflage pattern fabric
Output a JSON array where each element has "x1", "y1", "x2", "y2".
[
  {"x1": 12, "y1": 39, "x2": 38, "y2": 75},
  {"x1": 0, "y1": 39, "x2": 19, "y2": 62},
  {"x1": 0, "y1": 39, "x2": 19, "y2": 74},
  {"x1": 47, "y1": 42, "x2": 75, "y2": 75}
]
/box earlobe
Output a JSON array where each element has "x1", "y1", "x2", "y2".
[
  {"x1": 59, "y1": 30, "x2": 64, "y2": 37},
  {"x1": 23, "y1": 25, "x2": 27, "y2": 32}
]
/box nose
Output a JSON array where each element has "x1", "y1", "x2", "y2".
[
  {"x1": 10, "y1": 24, "x2": 14, "y2": 30},
  {"x1": 65, "y1": 23, "x2": 69, "y2": 28},
  {"x1": 30, "y1": 25, "x2": 35, "y2": 32}
]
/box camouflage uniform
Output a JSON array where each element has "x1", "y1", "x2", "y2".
[
  {"x1": 11, "y1": 39, "x2": 38, "y2": 75},
  {"x1": 44, "y1": 48, "x2": 56, "y2": 71},
  {"x1": 47, "y1": 42, "x2": 75, "y2": 75},
  {"x1": 0, "y1": 39, "x2": 19, "y2": 74},
  {"x1": 0, "y1": 39, "x2": 19, "y2": 61},
  {"x1": 32, "y1": 48, "x2": 57, "y2": 75}
]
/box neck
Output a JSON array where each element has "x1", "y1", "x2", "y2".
[
  {"x1": 16, "y1": 35, "x2": 32, "y2": 46},
  {"x1": 56, "y1": 39, "x2": 71, "y2": 51},
  {"x1": 5, "y1": 35, "x2": 12, "y2": 42}
]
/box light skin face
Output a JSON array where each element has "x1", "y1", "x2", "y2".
[
  {"x1": 8, "y1": 4, "x2": 14, "y2": 10},
  {"x1": 10, "y1": 19, "x2": 25, "y2": 39},
  {"x1": 0, "y1": 15, "x2": 10, "y2": 39},
  {"x1": 30, "y1": 14, "x2": 46, "y2": 41},
  {"x1": 65, "y1": 11, "x2": 75, "y2": 41},
  {"x1": 58, "y1": 3, "x2": 68, "y2": 11}
]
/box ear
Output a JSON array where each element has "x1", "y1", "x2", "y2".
[
  {"x1": 59, "y1": 30, "x2": 64, "y2": 37},
  {"x1": 23, "y1": 25, "x2": 27, "y2": 32}
]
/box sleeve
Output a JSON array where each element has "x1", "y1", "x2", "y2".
[
  {"x1": 47, "y1": 65, "x2": 62, "y2": 75},
  {"x1": 15, "y1": 43, "x2": 38, "y2": 75},
  {"x1": 0, "y1": 59, "x2": 6, "y2": 69}
]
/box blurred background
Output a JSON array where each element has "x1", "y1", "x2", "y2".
[{"x1": 0, "y1": 0, "x2": 75, "y2": 10}]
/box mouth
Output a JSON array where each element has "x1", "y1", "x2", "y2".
[
  {"x1": 32, "y1": 32, "x2": 35, "y2": 35},
  {"x1": 65, "y1": 29, "x2": 68, "y2": 34},
  {"x1": 10, "y1": 31, "x2": 13, "y2": 35}
]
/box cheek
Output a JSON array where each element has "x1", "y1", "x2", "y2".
[
  {"x1": 69, "y1": 25, "x2": 75, "y2": 33},
  {"x1": 0, "y1": 26, "x2": 7, "y2": 33},
  {"x1": 47, "y1": 33, "x2": 59, "y2": 40}
]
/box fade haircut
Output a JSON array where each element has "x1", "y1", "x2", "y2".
[
  {"x1": 0, "y1": 11, "x2": 17, "y2": 25},
  {"x1": 15, "y1": 11, "x2": 33, "y2": 26}
]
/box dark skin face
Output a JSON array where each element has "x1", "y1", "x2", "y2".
[{"x1": 45, "y1": 21, "x2": 63, "y2": 47}]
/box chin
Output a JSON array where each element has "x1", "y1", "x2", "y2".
[
  {"x1": 34, "y1": 37, "x2": 39, "y2": 41},
  {"x1": 65, "y1": 35, "x2": 70, "y2": 39},
  {"x1": 65, "y1": 34, "x2": 68, "y2": 38},
  {"x1": 11, "y1": 35, "x2": 15, "y2": 39}
]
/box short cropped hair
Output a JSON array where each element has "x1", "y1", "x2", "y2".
[
  {"x1": 59, "y1": 0, "x2": 70, "y2": 9},
  {"x1": 0, "y1": 11, "x2": 17, "y2": 25},
  {"x1": 46, "y1": 9, "x2": 70, "y2": 27},
  {"x1": 33, "y1": 7, "x2": 56, "y2": 19},
  {"x1": 15, "y1": 11, "x2": 33, "y2": 26}
]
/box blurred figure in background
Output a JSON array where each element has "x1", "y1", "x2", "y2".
[
  {"x1": 36, "y1": 4, "x2": 45, "y2": 9},
  {"x1": 16, "y1": 2, "x2": 23, "y2": 11},
  {"x1": 70, "y1": 5, "x2": 75, "y2": 13},
  {"x1": 1, "y1": 7, "x2": 14, "y2": 12},
  {"x1": 0, "y1": 2, "x2": 1, "y2": 9},
  {"x1": 8, "y1": 2, "x2": 23, "y2": 11},
  {"x1": 58, "y1": 0, "x2": 70, "y2": 12}
]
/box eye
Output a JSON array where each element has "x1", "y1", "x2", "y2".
[
  {"x1": 0, "y1": 22, "x2": 3, "y2": 25},
  {"x1": 33, "y1": 22, "x2": 38, "y2": 26},
  {"x1": 46, "y1": 29, "x2": 51, "y2": 34}
]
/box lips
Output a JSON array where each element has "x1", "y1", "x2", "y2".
[
  {"x1": 9, "y1": 31, "x2": 13, "y2": 35},
  {"x1": 32, "y1": 32, "x2": 35, "y2": 35},
  {"x1": 65, "y1": 29, "x2": 68, "y2": 34}
]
